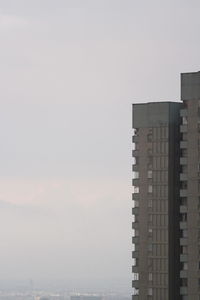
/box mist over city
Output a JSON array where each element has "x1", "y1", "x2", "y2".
[{"x1": 0, "y1": 0, "x2": 200, "y2": 299}]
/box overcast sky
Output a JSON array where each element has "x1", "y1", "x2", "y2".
[{"x1": 0, "y1": 0, "x2": 200, "y2": 293}]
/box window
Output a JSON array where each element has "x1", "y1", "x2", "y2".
[
  {"x1": 181, "y1": 165, "x2": 187, "y2": 173},
  {"x1": 181, "y1": 197, "x2": 187, "y2": 206},
  {"x1": 182, "y1": 262, "x2": 188, "y2": 270},
  {"x1": 181, "y1": 181, "x2": 187, "y2": 189},
  {"x1": 182, "y1": 133, "x2": 187, "y2": 141},
  {"x1": 148, "y1": 185, "x2": 153, "y2": 193},
  {"x1": 181, "y1": 230, "x2": 188, "y2": 238},
  {"x1": 148, "y1": 170, "x2": 153, "y2": 179},
  {"x1": 148, "y1": 273, "x2": 153, "y2": 281},
  {"x1": 149, "y1": 128, "x2": 153, "y2": 134},
  {"x1": 148, "y1": 148, "x2": 152, "y2": 155},
  {"x1": 181, "y1": 149, "x2": 188, "y2": 157},
  {"x1": 132, "y1": 207, "x2": 138, "y2": 215},
  {"x1": 148, "y1": 156, "x2": 153, "y2": 168},
  {"x1": 148, "y1": 199, "x2": 153, "y2": 208},
  {"x1": 148, "y1": 288, "x2": 153, "y2": 296},
  {"x1": 148, "y1": 228, "x2": 153, "y2": 236},
  {"x1": 148, "y1": 258, "x2": 153, "y2": 269},
  {"x1": 149, "y1": 214, "x2": 153, "y2": 224},
  {"x1": 181, "y1": 246, "x2": 188, "y2": 254},
  {"x1": 181, "y1": 213, "x2": 187, "y2": 222},
  {"x1": 147, "y1": 133, "x2": 152, "y2": 142},
  {"x1": 181, "y1": 278, "x2": 188, "y2": 287},
  {"x1": 182, "y1": 116, "x2": 188, "y2": 125}
]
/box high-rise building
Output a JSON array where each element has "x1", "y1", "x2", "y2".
[{"x1": 132, "y1": 71, "x2": 200, "y2": 300}]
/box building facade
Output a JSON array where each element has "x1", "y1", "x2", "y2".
[{"x1": 132, "y1": 71, "x2": 200, "y2": 300}]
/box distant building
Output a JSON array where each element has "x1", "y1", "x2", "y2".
[
  {"x1": 70, "y1": 295, "x2": 102, "y2": 300},
  {"x1": 70, "y1": 296, "x2": 81, "y2": 300},
  {"x1": 82, "y1": 297, "x2": 102, "y2": 300}
]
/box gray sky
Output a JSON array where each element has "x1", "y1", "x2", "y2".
[{"x1": 0, "y1": 0, "x2": 200, "y2": 292}]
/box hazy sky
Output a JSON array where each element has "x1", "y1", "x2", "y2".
[{"x1": 0, "y1": 0, "x2": 200, "y2": 292}]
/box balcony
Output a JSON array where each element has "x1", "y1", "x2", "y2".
[
  {"x1": 180, "y1": 238, "x2": 188, "y2": 246},
  {"x1": 180, "y1": 254, "x2": 188, "y2": 262},
  {"x1": 132, "y1": 280, "x2": 139, "y2": 288},
  {"x1": 132, "y1": 207, "x2": 139, "y2": 215},
  {"x1": 180, "y1": 270, "x2": 188, "y2": 278},
  {"x1": 132, "y1": 236, "x2": 139, "y2": 244},
  {"x1": 180, "y1": 206, "x2": 187, "y2": 213},
  {"x1": 132, "y1": 222, "x2": 139, "y2": 229},
  {"x1": 180, "y1": 173, "x2": 188, "y2": 181},
  {"x1": 180, "y1": 125, "x2": 188, "y2": 133},
  {"x1": 132, "y1": 164, "x2": 139, "y2": 171},
  {"x1": 132, "y1": 251, "x2": 139, "y2": 258},
  {"x1": 180, "y1": 221, "x2": 187, "y2": 229},
  {"x1": 180, "y1": 287, "x2": 188, "y2": 295},
  {"x1": 132, "y1": 266, "x2": 139, "y2": 273},
  {"x1": 132, "y1": 135, "x2": 139, "y2": 143},
  {"x1": 180, "y1": 189, "x2": 188, "y2": 197},
  {"x1": 132, "y1": 293, "x2": 140, "y2": 300},
  {"x1": 180, "y1": 109, "x2": 188, "y2": 117},
  {"x1": 180, "y1": 157, "x2": 187, "y2": 165},
  {"x1": 180, "y1": 141, "x2": 188, "y2": 149},
  {"x1": 132, "y1": 193, "x2": 139, "y2": 200},
  {"x1": 132, "y1": 179, "x2": 139, "y2": 186},
  {"x1": 132, "y1": 149, "x2": 139, "y2": 156}
]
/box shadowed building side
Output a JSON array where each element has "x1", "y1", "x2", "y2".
[
  {"x1": 132, "y1": 101, "x2": 182, "y2": 300},
  {"x1": 179, "y1": 71, "x2": 200, "y2": 300}
]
